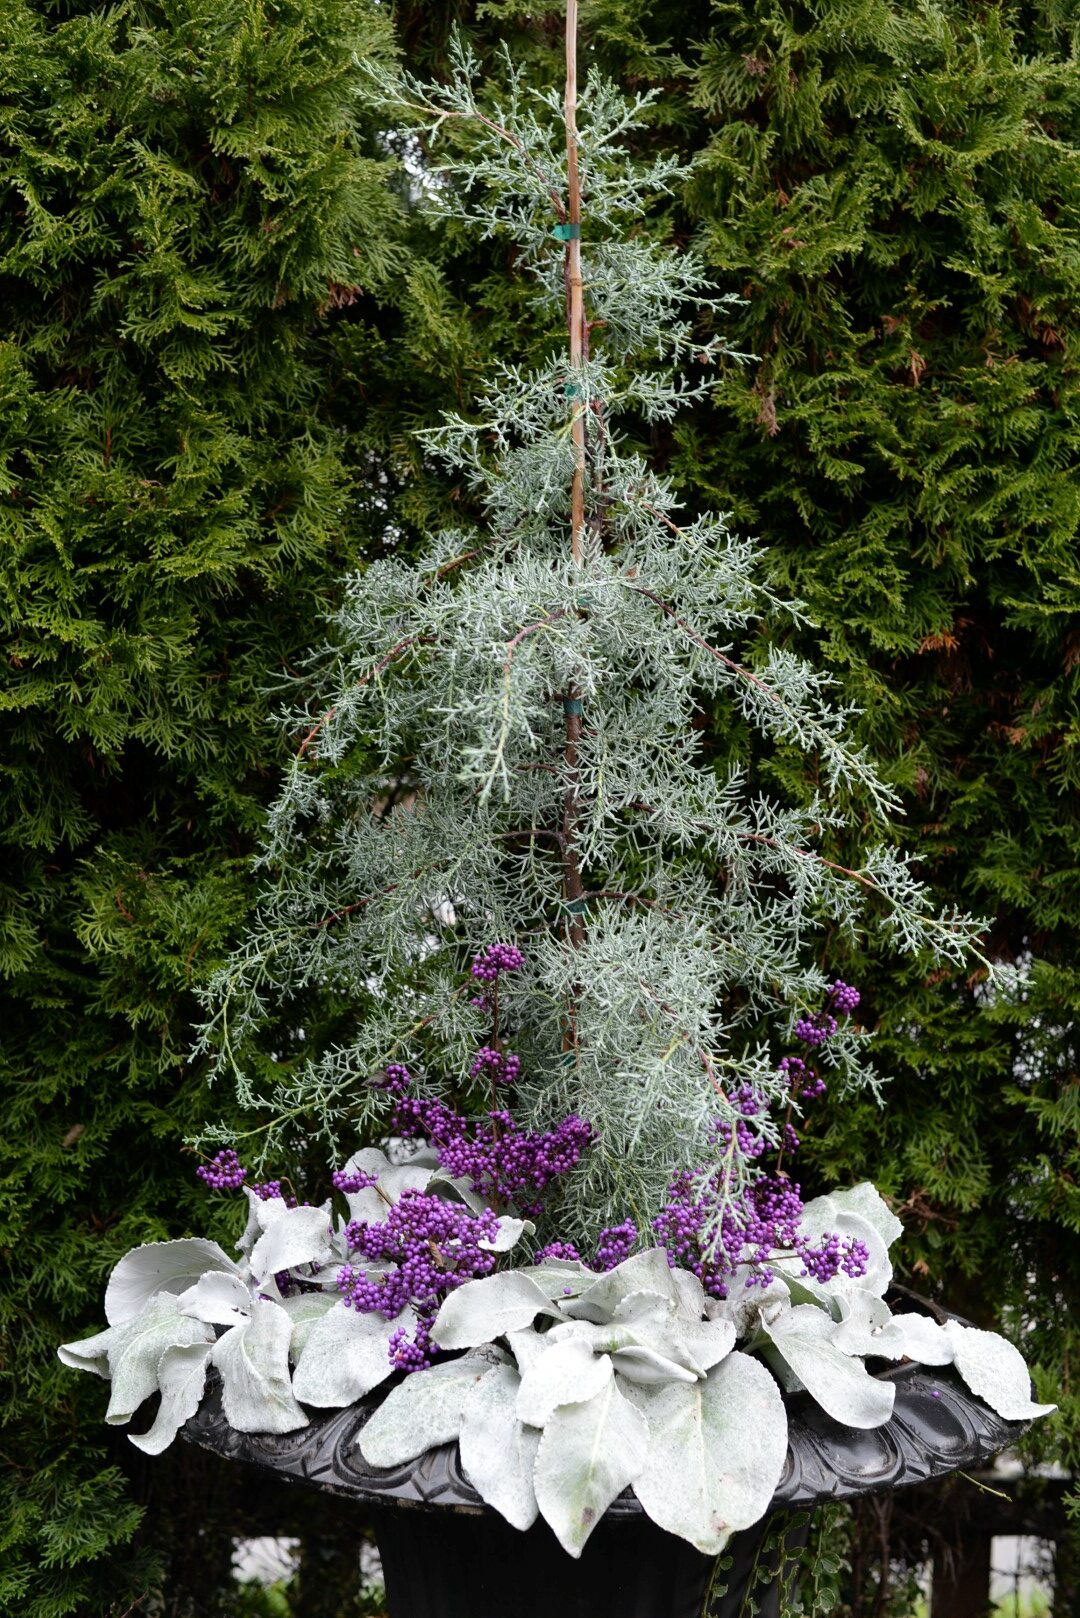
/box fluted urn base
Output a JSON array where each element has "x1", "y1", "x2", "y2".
[
  {"x1": 184, "y1": 1291, "x2": 1027, "y2": 1618},
  {"x1": 370, "y1": 1502, "x2": 736, "y2": 1618}
]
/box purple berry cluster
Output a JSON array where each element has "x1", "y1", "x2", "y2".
[
  {"x1": 829, "y1": 980, "x2": 861, "y2": 1014},
  {"x1": 734, "y1": 1084, "x2": 766, "y2": 1116},
  {"x1": 388, "y1": 1318, "x2": 435, "y2": 1372},
  {"x1": 534, "y1": 1241, "x2": 581, "y2": 1263},
  {"x1": 197, "y1": 1149, "x2": 246, "y2": 1189},
  {"x1": 388, "y1": 1072, "x2": 592, "y2": 1217},
  {"x1": 778, "y1": 978, "x2": 863, "y2": 1100},
  {"x1": 338, "y1": 1189, "x2": 504, "y2": 1372},
  {"x1": 652, "y1": 1170, "x2": 869, "y2": 1297},
  {"x1": 469, "y1": 1045, "x2": 522, "y2": 1086},
  {"x1": 712, "y1": 1117, "x2": 768, "y2": 1159},
  {"x1": 471, "y1": 942, "x2": 524, "y2": 982},
  {"x1": 779, "y1": 1055, "x2": 826, "y2": 1100},
  {"x1": 440, "y1": 1109, "x2": 592, "y2": 1217},
  {"x1": 593, "y1": 1220, "x2": 638, "y2": 1272},
  {"x1": 253, "y1": 1180, "x2": 282, "y2": 1201},
  {"x1": 332, "y1": 1167, "x2": 379, "y2": 1194},
  {"x1": 339, "y1": 1190, "x2": 500, "y2": 1318},
  {"x1": 793, "y1": 1011, "x2": 838, "y2": 1047},
  {"x1": 793, "y1": 979, "x2": 861, "y2": 1049},
  {"x1": 800, "y1": 1231, "x2": 870, "y2": 1283}
]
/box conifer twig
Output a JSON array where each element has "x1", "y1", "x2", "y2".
[{"x1": 297, "y1": 636, "x2": 432, "y2": 759}]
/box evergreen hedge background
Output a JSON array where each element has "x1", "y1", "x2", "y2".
[
  {"x1": 0, "y1": 1, "x2": 406, "y2": 1610},
  {"x1": 2, "y1": 0, "x2": 1077, "y2": 1612}
]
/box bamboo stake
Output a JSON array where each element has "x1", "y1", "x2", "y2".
[
  {"x1": 565, "y1": 0, "x2": 586, "y2": 565},
  {"x1": 562, "y1": 0, "x2": 586, "y2": 989}
]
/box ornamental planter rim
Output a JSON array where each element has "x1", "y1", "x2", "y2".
[{"x1": 182, "y1": 1287, "x2": 1030, "y2": 1518}]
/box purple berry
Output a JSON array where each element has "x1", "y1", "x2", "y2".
[{"x1": 196, "y1": 1149, "x2": 246, "y2": 1190}]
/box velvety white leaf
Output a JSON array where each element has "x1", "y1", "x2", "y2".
[
  {"x1": 248, "y1": 1204, "x2": 336, "y2": 1285},
  {"x1": 683, "y1": 1317, "x2": 737, "y2": 1373},
  {"x1": 706, "y1": 1272, "x2": 790, "y2": 1338},
  {"x1": 238, "y1": 1184, "x2": 326, "y2": 1255},
  {"x1": 797, "y1": 1198, "x2": 892, "y2": 1298},
  {"x1": 57, "y1": 1327, "x2": 114, "y2": 1381},
  {"x1": 212, "y1": 1299, "x2": 308, "y2": 1434},
  {"x1": 381, "y1": 1159, "x2": 437, "y2": 1203},
  {"x1": 177, "y1": 1270, "x2": 251, "y2": 1326},
  {"x1": 431, "y1": 1271, "x2": 557, "y2": 1349},
  {"x1": 358, "y1": 1354, "x2": 494, "y2": 1467},
  {"x1": 104, "y1": 1239, "x2": 241, "y2": 1325},
  {"x1": 339, "y1": 1148, "x2": 393, "y2": 1226},
  {"x1": 770, "y1": 1259, "x2": 843, "y2": 1317},
  {"x1": 876, "y1": 1312, "x2": 956, "y2": 1365},
  {"x1": 477, "y1": 1215, "x2": 530, "y2": 1253},
  {"x1": 761, "y1": 1305, "x2": 895, "y2": 1428},
  {"x1": 524, "y1": 1261, "x2": 593, "y2": 1302},
  {"x1": 459, "y1": 1362, "x2": 541, "y2": 1530},
  {"x1": 838, "y1": 1289, "x2": 893, "y2": 1329},
  {"x1": 128, "y1": 1342, "x2": 214, "y2": 1456},
  {"x1": 945, "y1": 1323, "x2": 1057, "y2": 1421},
  {"x1": 103, "y1": 1296, "x2": 214, "y2": 1424},
  {"x1": 516, "y1": 1335, "x2": 612, "y2": 1425},
  {"x1": 427, "y1": 1171, "x2": 490, "y2": 1215},
  {"x1": 672, "y1": 1267, "x2": 707, "y2": 1323},
  {"x1": 236, "y1": 1188, "x2": 264, "y2": 1258},
  {"x1": 833, "y1": 1297, "x2": 955, "y2": 1367},
  {"x1": 278, "y1": 1293, "x2": 339, "y2": 1361},
  {"x1": 628, "y1": 1350, "x2": 788, "y2": 1554},
  {"x1": 830, "y1": 1289, "x2": 894, "y2": 1355},
  {"x1": 292, "y1": 1301, "x2": 414, "y2": 1406},
  {"x1": 566, "y1": 1249, "x2": 681, "y2": 1324},
  {"x1": 573, "y1": 1318, "x2": 707, "y2": 1383},
  {"x1": 533, "y1": 1377, "x2": 650, "y2": 1557},
  {"x1": 58, "y1": 1295, "x2": 211, "y2": 1421},
  {"x1": 827, "y1": 1183, "x2": 904, "y2": 1252},
  {"x1": 609, "y1": 1291, "x2": 733, "y2": 1374},
  {"x1": 506, "y1": 1326, "x2": 551, "y2": 1376},
  {"x1": 610, "y1": 1344, "x2": 700, "y2": 1385},
  {"x1": 611, "y1": 1289, "x2": 676, "y2": 1326}
]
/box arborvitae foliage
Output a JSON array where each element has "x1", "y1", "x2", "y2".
[
  {"x1": 682, "y1": 0, "x2": 1080, "y2": 1515},
  {"x1": 386, "y1": 0, "x2": 1079, "y2": 1602},
  {"x1": 0, "y1": 1, "x2": 401, "y2": 1611}
]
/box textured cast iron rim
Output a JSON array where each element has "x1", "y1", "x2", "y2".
[{"x1": 183, "y1": 1287, "x2": 1028, "y2": 1516}]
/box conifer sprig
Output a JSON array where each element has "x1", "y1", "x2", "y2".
[{"x1": 198, "y1": 19, "x2": 989, "y2": 1241}]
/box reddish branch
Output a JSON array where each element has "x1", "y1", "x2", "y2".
[
  {"x1": 561, "y1": 0, "x2": 587, "y2": 996},
  {"x1": 297, "y1": 636, "x2": 432, "y2": 759}
]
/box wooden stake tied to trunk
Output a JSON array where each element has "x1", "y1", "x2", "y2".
[{"x1": 561, "y1": 0, "x2": 586, "y2": 977}]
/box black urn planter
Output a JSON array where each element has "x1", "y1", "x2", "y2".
[{"x1": 184, "y1": 1291, "x2": 1029, "y2": 1617}]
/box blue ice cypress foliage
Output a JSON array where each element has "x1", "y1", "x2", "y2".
[{"x1": 199, "y1": 21, "x2": 987, "y2": 1250}]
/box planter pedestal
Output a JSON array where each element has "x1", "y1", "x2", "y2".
[{"x1": 184, "y1": 1292, "x2": 1028, "y2": 1617}]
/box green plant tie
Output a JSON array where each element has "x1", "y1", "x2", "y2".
[
  {"x1": 563, "y1": 697, "x2": 583, "y2": 716},
  {"x1": 551, "y1": 221, "x2": 581, "y2": 241}
]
